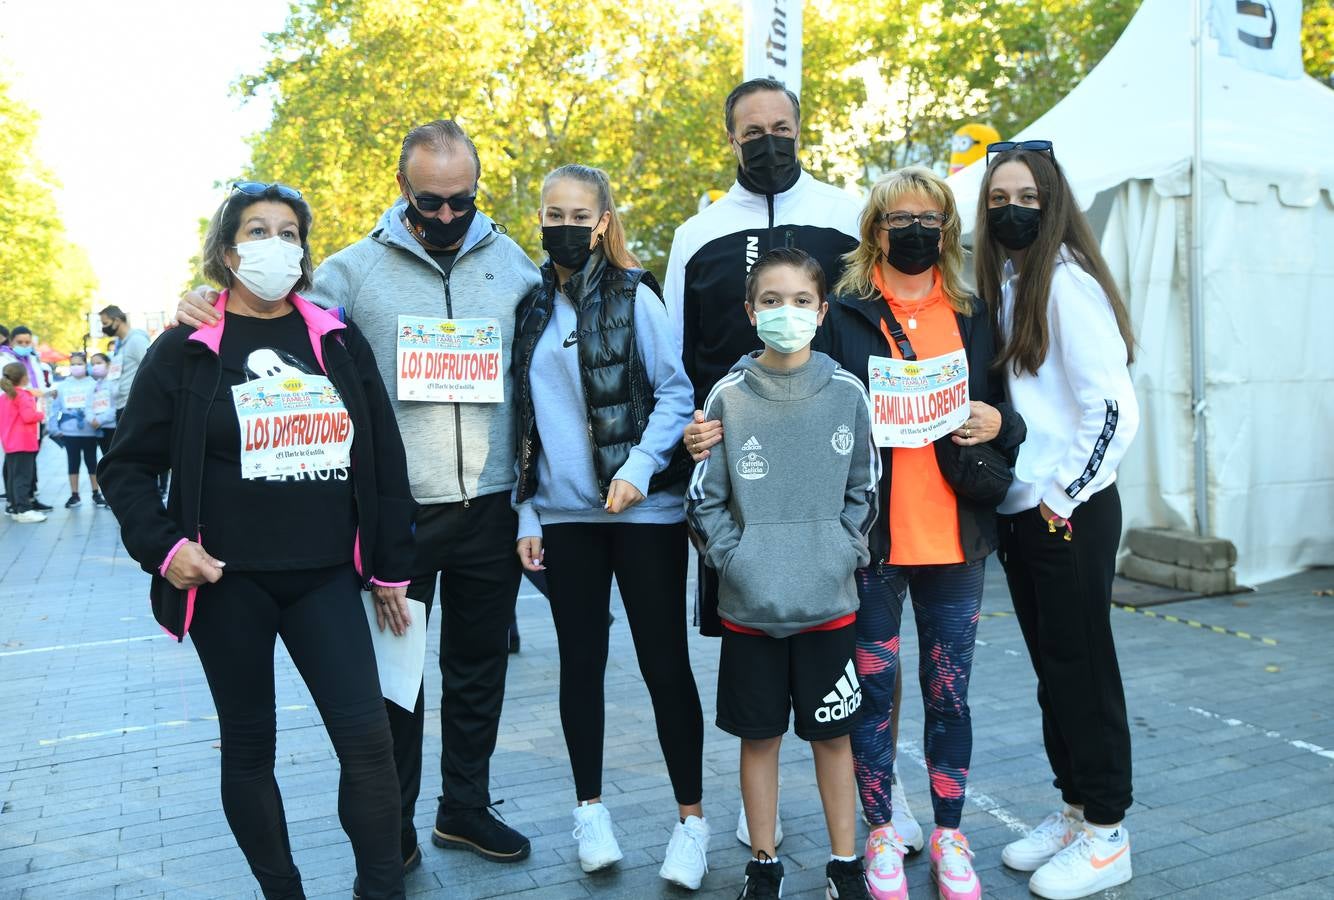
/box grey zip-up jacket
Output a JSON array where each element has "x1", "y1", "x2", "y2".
[
  {"x1": 686, "y1": 351, "x2": 880, "y2": 638},
  {"x1": 308, "y1": 200, "x2": 541, "y2": 505}
]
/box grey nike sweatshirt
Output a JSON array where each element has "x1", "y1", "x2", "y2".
[{"x1": 686, "y1": 351, "x2": 880, "y2": 638}]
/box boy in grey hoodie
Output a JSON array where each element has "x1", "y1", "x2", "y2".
[{"x1": 687, "y1": 248, "x2": 878, "y2": 900}]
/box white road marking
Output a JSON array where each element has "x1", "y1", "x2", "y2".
[
  {"x1": 1185, "y1": 705, "x2": 1334, "y2": 760},
  {"x1": 897, "y1": 740, "x2": 1030, "y2": 835},
  {"x1": 0, "y1": 633, "x2": 168, "y2": 657},
  {"x1": 37, "y1": 705, "x2": 311, "y2": 746}
]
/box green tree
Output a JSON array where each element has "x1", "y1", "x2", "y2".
[
  {"x1": 1305, "y1": 0, "x2": 1334, "y2": 84},
  {"x1": 0, "y1": 75, "x2": 98, "y2": 350},
  {"x1": 239, "y1": 0, "x2": 741, "y2": 273}
]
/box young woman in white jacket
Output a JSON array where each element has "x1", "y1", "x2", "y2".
[{"x1": 973, "y1": 141, "x2": 1139, "y2": 900}]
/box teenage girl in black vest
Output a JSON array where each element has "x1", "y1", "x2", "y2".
[{"x1": 511, "y1": 165, "x2": 709, "y2": 888}]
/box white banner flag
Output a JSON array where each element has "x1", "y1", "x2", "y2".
[
  {"x1": 1211, "y1": 0, "x2": 1305, "y2": 80},
  {"x1": 744, "y1": 0, "x2": 803, "y2": 97}
]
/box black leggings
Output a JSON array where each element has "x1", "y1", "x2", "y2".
[
  {"x1": 543, "y1": 521, "x2": 703, "y2": 805},
  {"x1": 97, "y1": 428, "x2": 115, "y2": 454},
  {"x1": 63, "y1": 436, "x2": 98, "y2": 478},
  {"x1": 190, "y1": 564, "x2": 403, "y2": 900}
]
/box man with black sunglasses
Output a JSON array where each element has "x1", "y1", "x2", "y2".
[{"x1": 179, "y1": 120, "x2": 542, "y2": 886}]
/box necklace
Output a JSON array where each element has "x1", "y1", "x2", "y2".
[{"x1": 894, "y1": 293, "x2": 933, "y2": 330}]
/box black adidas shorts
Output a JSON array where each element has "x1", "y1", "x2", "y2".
[{"x1": 716, "y1": 623, "x2": 861, "y2": 742}]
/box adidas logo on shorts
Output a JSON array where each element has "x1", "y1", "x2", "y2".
[
  {"x1": 741, "y1": 435, "x2": 762, "y2": 451},
  {"x1": 815, "y1": 660, "x2": 862, "y2": 723}
]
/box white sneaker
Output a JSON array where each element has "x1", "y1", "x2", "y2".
[
  {"x1": 890, "y1": 771, "x2": 924, "y2": 854},
  {"x1": 572, "y1": 803, "x2": 622, "y2": 873},
  {"x1": 1001, "y1": 807, "x2": 1083, "y2": 871},
  {"x1": 12, "y1": 510, "x2": 47, "y2": 523},
  {"x1": 659, "y1": 815, "x2": 709, "y2": 890},
  {"x1": 736, "y1": 778, "x2": 784, "y2": 848},
  {"x1": 1028, "y1": 826, "x2": 1132, "y2": 900}
]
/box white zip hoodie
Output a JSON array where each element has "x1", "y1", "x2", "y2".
[{"x1": 998, "y1": 248, "x2": 1140, "y2": 518}]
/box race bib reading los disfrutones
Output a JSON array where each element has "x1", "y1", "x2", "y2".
[
  {"x1": 231, "y1": 374, "x2": 354, "y2": 479},
  {"x1": 868, "y1": 351, "x2": 969, "y2": 448},
  {"x1": 395, "y1": 315, "x2": 503, "y2": 403}
]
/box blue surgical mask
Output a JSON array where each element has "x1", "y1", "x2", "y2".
[
  {"x1": 11, "y1": 344, "x2": 33, "y2": 357},
  {"x1": 755, "y1": 306, "x2": 819, "y2": 354}
]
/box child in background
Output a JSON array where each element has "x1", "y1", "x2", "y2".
[
  {"x1": 687, "y1": 248, "x2": 879, "y2": 900},
  {"x1": 1, "y1": 362, "x2": 48, "y2": 523},
  {"x1": 49, "y1": 352, "x2": 108, "y2": 508},
  {"x1": 88, "y1": 353, "x2": 118, "y2": 454}
]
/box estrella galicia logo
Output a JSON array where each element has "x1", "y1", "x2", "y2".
[{"x1": 736, "y1": 452, "x2": 769, "y2": 481}]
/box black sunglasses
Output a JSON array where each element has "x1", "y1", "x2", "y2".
[
  {"x1": 986, "y1": 140, "x2": 1055, "y2": 165},
  {"x1": 231, "y1": 181, "x2": 303, "y2": 201},
  {"x1": 403, "y1": 176, "x2": 476, "y2": 213}
]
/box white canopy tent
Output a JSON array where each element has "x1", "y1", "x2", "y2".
[{"x1": 947, "y1": 0, "x2": 1334, "y2": 587}]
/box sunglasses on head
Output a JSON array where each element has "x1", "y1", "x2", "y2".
[
  {"x1": 986, "y1": 140, "x2": 1055, "y2": 165},
  {"x1": 231, "y1": 181, "x2": 303, "y2": 201},
  {"x1": 403, "y1": 176, "x2": 476, "y2": 213}
]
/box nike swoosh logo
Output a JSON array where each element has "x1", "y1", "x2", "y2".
[
  {"x1": 1090, "y1": 844, "x2": 1128, "y2": 870},
  {"x1": 562, "y1": 331, "x2": 578, "y2": 348}
]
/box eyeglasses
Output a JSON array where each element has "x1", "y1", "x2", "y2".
[
  {"x1": 231, "y1": 181, "x2": 303, "y2": 201},
  {"x1": 986, "y1": 140, "x2": 1055, "y2": 165},
  {"x1": 403, "y1": 176, "x2": 476, "y2": 213},
  {"x1": 878, "y1": 211, "x2": 947, "y2": 229}
]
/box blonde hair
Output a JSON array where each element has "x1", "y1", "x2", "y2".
[
  {"x1": 1, "y1": 362, "x2": 26, "y2": 398},
  {"x1": 541, "y1": 165, "x2": 641, "y2": 271},
  {"x1": 834, "y1": 166, "x2": 971, "y2": 314}
]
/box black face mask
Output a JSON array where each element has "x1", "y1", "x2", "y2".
[
  {"x1": 101, "y1": 323, "x2": 118, "y2": 337},
  {"x1": 542, "y1": 225, "x2": 596, "y2": 271},
  {"x1": 735, "y1": 134, "x2": 801, "y2": 196},
  {"x1": 884, "y1": 222, "x2": 941, "y2": 275},
  {"x1": 405, "y1": 201, "x2": 477, "y2": 249},
  {"x1": 987, "y1": 204, "x2": 1042, "y2": 251}
]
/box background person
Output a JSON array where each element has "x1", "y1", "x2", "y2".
[
  {"x1": 99, "y1": 182, "x2": 416, "y2": 900},
  {"x1": 87, "y1": 353, "x2": 117, "y2": 454},
  {"x1": 821, "y1": 167, "x2": 1025, "y2": 900},
  {"x1": 511, "y1": 165, "x2": 706, "y2": 887},
  {"x1": 48, "y1": 351, "x2": 107, "y2": 507},
  {"x1": 0, "y1": 325, "x2": 54, "y2": 513},
  {"x1": 974, "y1": 141, "x2": 1139, "y2": 900},
  {"x1": 1, "y1": 361, "x2": 47, "y2": 523}
]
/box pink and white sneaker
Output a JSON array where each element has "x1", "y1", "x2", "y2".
[
  {"x1": 929, "y1": 828, "x2": 980, "y2": 900},
  {"x1": 863, "y1": 824, "x2": 909, "y2": 900}
]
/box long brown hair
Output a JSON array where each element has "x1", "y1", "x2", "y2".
[
  {"x1": 541, "y1": 165, "x2": 641, "y2": 271},
  {"x1": 834, "y1": 167, "x2": 971, "y2": 314},
  {"x1": 974, "y1": 149, "x2": 1134, "y2": 375},
  {"x1": 1, "y1": 362, "x2": 26, "y2": 398}
]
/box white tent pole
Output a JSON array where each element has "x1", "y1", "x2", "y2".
[{"x1": 1189, "y1": 0, "x2": 1210, "y2": 536}]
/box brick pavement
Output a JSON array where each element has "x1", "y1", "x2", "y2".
[{"x1": 2, "y1": 444, "x2": 1332, "y2": 899}]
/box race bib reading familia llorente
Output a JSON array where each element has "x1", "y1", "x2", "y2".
[{"x1": 868, "y1": 351, "x2": 969, "y2": 448}]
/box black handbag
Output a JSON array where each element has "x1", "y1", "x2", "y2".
[{"x1": 878, "y1": 304, "x2": 1013, "y2": 508}]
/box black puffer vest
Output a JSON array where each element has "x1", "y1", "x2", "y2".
[{"x1": 513, "y1": 253, "x2": 692, "y2": 503}]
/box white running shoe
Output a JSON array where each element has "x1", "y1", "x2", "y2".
[
  {"x1": 1028, "y1": 826, "x2": 1132, "y2": 900},
  {"x1": 736, "y1": 781, "x2": 784, "y2": 848},
  {"x1": 890, "y1": 771, "x2": 924, "y2": 854},
  {"x1": 572, "y1": 803, "x2": 622, "y2": 873},
  {"x1": 1001, "y1": 808, "x2": 1083, "y2": 871},
  {"x1": 659, "y1": 814, "x2": 709, "y2": 889},
  {"x1": 12, "y1": 510, "x2": 47, "y2": 523}
]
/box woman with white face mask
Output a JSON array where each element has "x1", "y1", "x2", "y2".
[{"x1": 97, "y1": 182, "x2": 417, "y2": 900}]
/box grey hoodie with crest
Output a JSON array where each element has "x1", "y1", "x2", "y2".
[
  {"x1": 686, "y1": 351, "x2": 880, "y2": 638},
  {"x1": 306, "y1": 200, "x2": 541, "y2": 505}
]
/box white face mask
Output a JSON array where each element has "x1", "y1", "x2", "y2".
[
  {"x1": 230, "y1": 237, "x2": 305, "y2": 302},
  {"x1": 755, "y1": 306, "x2": 819, "y2": 354}
]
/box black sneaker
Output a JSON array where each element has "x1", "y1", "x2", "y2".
[
  {"x1": 825, "y1": 857, "x2": 870, "y2": 899},
  {"x1": 92, "y1": 491, "x2": 109, "y2": 508},
  {"x1": 351, "y1": 842, "x2": 421, "y2": 899},
  {"x1": 432, "y1": 801, "x2": 530, "y2": 862},
  {"x1": 3, "y1": 505, "x2": 14, "y2": 516},
  {"x1": 507, "y1": 621, "x2": 520, "y2": 654},
  {"x1": 739, "y1": 853, "x2": 784, "y2": 899},
  {"x1": 30, "y1": 499, "x2": 53, "y2": 512},
  {"x1": 65, "y1": 495, "x2": 81, "y2": 508}
]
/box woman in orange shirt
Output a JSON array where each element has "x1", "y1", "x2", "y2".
[{"x1": 820, "y1": 167, "x2": 1025, "y2": 900}]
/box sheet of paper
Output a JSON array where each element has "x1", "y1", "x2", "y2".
[
  {"x1": 868, "y1": 351, "x2": 970, "y2": 448},
  {"x1": 362, "y1": 596, "x2": 427, "y2": 711},
  {"x1": 395, "y1": 315, "x2": 504, "y2": 403}
]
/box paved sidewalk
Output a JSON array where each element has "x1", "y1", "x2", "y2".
[{"x1": 2, "y1": 444, "x2": 1332, "y2": 899}]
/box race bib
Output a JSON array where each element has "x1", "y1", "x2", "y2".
[
  {"x1": 90, "y1": 393, "x2": 112, "y2": 416},
  {"x1": 395, "y1": 315, "x2": 503, "y2": 403},
  {"x1": 63, "y1": 384, "x2": 91, "y2": 410},
  {"x1": 106, "y1": 359, "x2": 123, "y2": 381},
  {"x1": 231, "y1": 374, "x2": 354, "y2": 479},
  {"x1": 868, "y1": 351, "x2": 969, "y2": 448}
]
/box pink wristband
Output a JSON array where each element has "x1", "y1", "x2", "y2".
[
  {"x1": 159, "y1": 538, "x2": 190, "y2": 577},
  {"x1": 370, "y1": 577, "x2": 410, "y2": 588}
]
